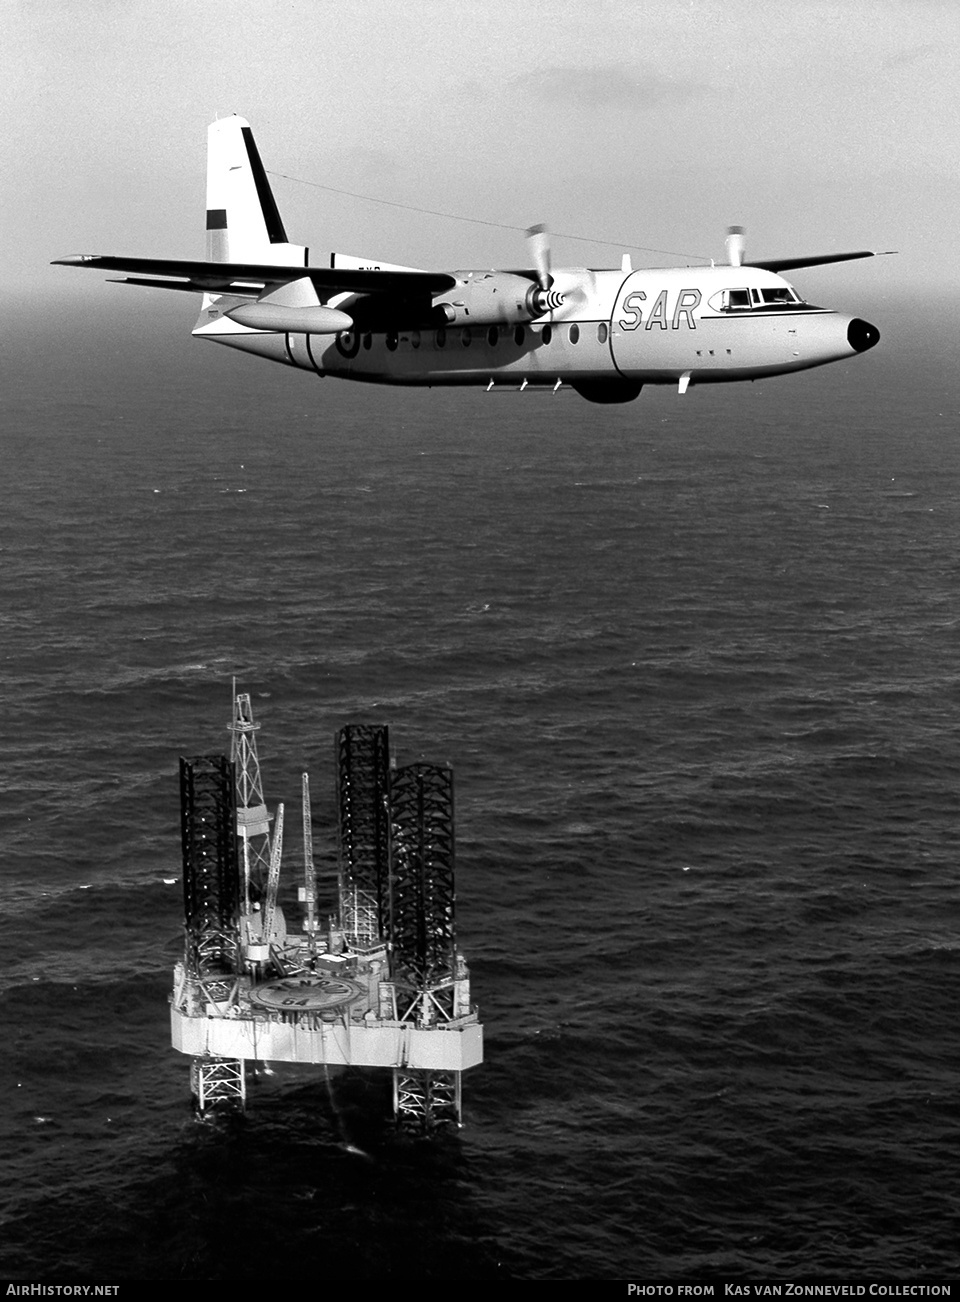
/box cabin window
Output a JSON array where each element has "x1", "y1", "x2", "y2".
[
  {"x1": 386, "y1": 331, "x2": 398, "y2": 352},
  {"x1": 461, "y1": 328, "x2": 472, "y2": 347},
  {"x1": 541, "y1": 325, "x2": 552, "y2": 345},
  {"x1": 362, "y1": 334, "x2": 372, "y2": 350},
  {"x1": 411, "y1": 329, "x2": 421, "y2": 349},
  {"x1": 436, "y1": 328, "x2": 446, "y2": 348},
  {"x1": 514, "y1": 325, "x2": 525, "y2": 346},
  {"x1": 487, "y1": 326, "x2": 499, "y2": 347},
  {"x1": 569, "y1": 323, "x2": 580, "y2": 344},
  {"x1": 597, "y1": 322, "x2": 608, "y2": 344}
]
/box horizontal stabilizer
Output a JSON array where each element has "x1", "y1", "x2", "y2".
[
  {"x1": 52, "y1": 254, "x2": 457, "y2": 296},
  {"x1": 225, "y1": 303, "x2": 354, "y2": 334},
  {"x1": 746, "y1": 250, "x2": 895, "y2": 273}
]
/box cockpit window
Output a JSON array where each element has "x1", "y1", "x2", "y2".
[
  {"x1": 709, "y1": 285, "x2": 805, "y2": 313},
  {"x1": 707, "y1": 288, "x2": 752, "y2": 312}
]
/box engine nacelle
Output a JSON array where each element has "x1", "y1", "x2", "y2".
[
  {"x1": 432, "y1": 272, "x2": 554, "y2": 328},
  {"x1": 225, "y1": 302, "x2": 354, "y2": 334}
]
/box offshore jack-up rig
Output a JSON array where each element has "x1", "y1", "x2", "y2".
[{"x1": 170, "y1": 691, "x2": 483, "y2": 1128}]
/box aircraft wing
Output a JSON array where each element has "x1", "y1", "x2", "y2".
[
  {"x1": 746, "y1": 251, "x2": 891, "y2": 273},
  {"x1": 51, "y1": 254, "x2": 457, "y2": 296}
]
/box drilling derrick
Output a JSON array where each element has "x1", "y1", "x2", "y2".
[
  {"x1": 228, "y1": 691, "x2": 272, "y2": 913},
  {"x1": 170, "y1": 694, "x2": 483, "y2": 1128}
]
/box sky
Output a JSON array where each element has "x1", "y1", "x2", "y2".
[{"x1": 4, "y1": 0, "x2": 959, "y2": 324}]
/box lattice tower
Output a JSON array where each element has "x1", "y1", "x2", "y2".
[
  {"x1": 228, "y1": 691, "x2": 272, "y2": 909},
  {"x1": 393, "y1": 1068, "x2": 462, "y2": 1128},
  {"x1": 179, "y1": 754, "x2": 241, "y2": 979},
  {"x1": 336, "y1": 724, "x2": 390, "y2": 944},
  {"x1": 388, "y1": 762, "x2": 456, "y2": 1018}
]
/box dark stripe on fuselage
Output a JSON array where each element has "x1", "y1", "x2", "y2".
[{"x1": 240, "y1": 126, "x2": 288, "y2": 244}]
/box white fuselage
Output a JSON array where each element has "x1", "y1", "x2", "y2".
[{"x1": 195, "y1": 264, "x2": 874, "y2": 393}]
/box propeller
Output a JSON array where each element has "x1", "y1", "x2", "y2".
[
  {"x1": 526, "y1": 223, "x2": 553, "y2": 292},
  {"x1": 524, "y1": 223, "x2": 571, "y2": 314},
  {"x1": 721, "y1": 226, "x2": 892, "y2": 273},
  {"x1": 726, "y1": 225, "x2": 745, "y2": 268}
]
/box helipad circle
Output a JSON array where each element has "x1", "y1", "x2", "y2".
[{"x1": 249, "y1": 975, "x2": 365, "y2": 1012}]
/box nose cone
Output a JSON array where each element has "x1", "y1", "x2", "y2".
[{"x1": 848, "y1": 318, "x2": 880, "y2": 353}]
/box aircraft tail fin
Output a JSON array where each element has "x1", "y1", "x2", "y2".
[{"x1": 205, "y1": 115, "x2": 307, "y2": 267}]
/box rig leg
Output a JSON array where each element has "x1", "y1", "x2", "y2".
[
  {"x1": 190, "y1": 1055, "x2": 246, "y2": 1114},
  {"x1": 393, "y1": 1069, "x2": 462, "y2": 1129}
]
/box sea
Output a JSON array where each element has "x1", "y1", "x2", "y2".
[{"x1": 2, "y1": 301, "x2": 958, "y2": 1283}]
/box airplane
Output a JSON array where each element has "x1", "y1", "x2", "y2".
[{"x1": 53, "y1": 115, "x2": 885, "y2": 404}]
